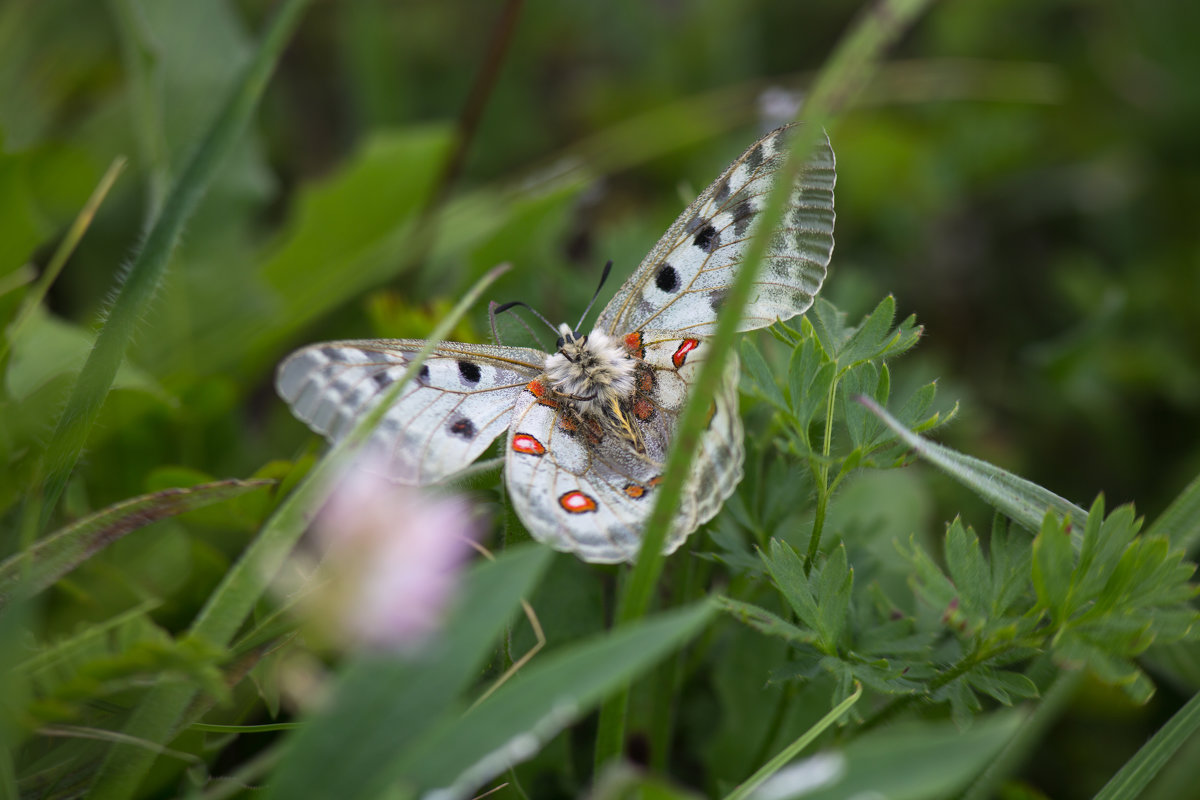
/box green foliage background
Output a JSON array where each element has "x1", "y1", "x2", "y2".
[{"x1": 2, "y1": 0, "x2": 1199, "y2": 798}]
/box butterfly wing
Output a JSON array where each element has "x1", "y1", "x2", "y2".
[
  {"x1": 504, "y1": 332, "x2": 742, "y2": 563},
  {"x1": 596, "y1": 125, "x2": 835, "y2": 336},
  {"x1": 276, "y1": 339, "x2": 544, "y2": 484}
]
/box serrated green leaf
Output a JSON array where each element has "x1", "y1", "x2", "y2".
[
  {"x1": 741, "y1": 340, "x2": 787, "y2": 412},
  {"x1": 988, "y1": 517, "x2": 1033, "y2": 616},
  {"x1": 839, "y1": 294, "x2": 896, "y2": 366},
  {"x1": 763, "y1": 540, "x2": 822, "y2": 638},
  {"x1": 817, "y1": 545, "x2": 853, "y2": 651},
  {"x1": 945, "y1": 519, "x2": 991, "y2": 622},
  {"x1": 809, "y1": 298, "x2": 850, "y2": 358},
  {"x1": 842, "y1": 363, "x2": 883, "y2": 449},
  {"x1": 788, "y1": 336, "x2": 831, "y2": 431},
  {"x1": 900, "y1": 535, "x2": 958, "y2": 617},
  {"x1": 1032, "y1": 512, "x2": 1074, "y2": 621},
  {"x1": 716, "y1": 596, "x2": 818, "y2": 645}
]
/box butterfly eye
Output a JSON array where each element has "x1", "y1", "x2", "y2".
[{"x1": 555, "y1": 336, "x2": 565, "y2": 350}]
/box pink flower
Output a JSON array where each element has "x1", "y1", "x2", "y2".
[{"x1": 311, "y1": 459, "x2": 480, "y2": 651}]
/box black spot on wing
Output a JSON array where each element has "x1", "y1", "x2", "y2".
[
  {"x1": 418, "y1": 364, "x2": 430, "y2": 384},
  {"x1": 655, "y1": 264, "x2": 679, "y2": 293},
  {"x1": 371, "y1": 371, "x2": 391, "y2": 388},
  {"x1": 448, "y1": 416, "x2": 476, "y2": 439},
  {"x1": 731, "y1": 200, "x2": 756, "y2": 236},
  {"x1": 693, "y1": 224, "x2": 719, "y2": 253},
  {"x1": 457, "y1": 360, "x2": 482, "y2": 384},
  {"x1": 746, "y1": 143, "x2": 764, "y2": 173},
  {"x1": 708, "y1": 290, "x2": 727, "y2": 312},
  {"x1": 713, "y1": 178, "x2": 731, "y2": 205}
]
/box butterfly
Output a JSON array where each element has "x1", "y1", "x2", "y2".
[{"x1": 276, "y1": 125, "x2": 836, "y2": 563}]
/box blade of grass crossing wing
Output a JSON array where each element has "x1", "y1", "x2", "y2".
[
  {"x1": 594, "y1": 0, "x2": 938, "y2": 769},
  {"x1": 87, "y1": 262, "x2": 508, "y2": 800}
]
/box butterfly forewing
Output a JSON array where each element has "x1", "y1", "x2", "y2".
[
  {"x1": 596, "y1": 125, "x2": 835, "y2": 336},
  {"x1": 276, "y1": 339, "x2": 542, "y2": 484},
  {"x1": 503, "y1": 332, "x2": 742, "y2": 562}
]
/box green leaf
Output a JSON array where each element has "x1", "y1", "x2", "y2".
[
  {"x1": 817, "y1": 544, "x2": 853, "y2": 651},
  {"x1": 944, "y1": 519, "x2": 991, "y2": 622},
  {"x1": 1032, "y1": 511, "x2": 1074, "y2": 621},
  {"x1": 762, "y1": 540, "x2": 822, "y2": 641},
  {"x1": 264, "y1": 544, "x2": 553, "y2": 800},
  {"x1": 788, "y1": 333, "x2": 832, "y2": 432},
  {"x1": 741, "y1": 339, "x2": 787, "y2": 413},
  {"x1": 838, "y1": 294, "x2": 896, "y2": 367},
  {"x1": 399, "y1": 600, "x2": 716, "y2": 797},
  {"x1": 900, "y1": 535, "x2": 958, "y2": 618},
  {"x1": 987, "y1": 516, "x2": 1033, "y2": 616},
  {"x1": 809, "y1": 298, "x2": 850, "y2": 359},
  {"x1": 860, "y1": 396, "x2": 1088, "y2": 542},
  {"x1": 0, "y1": 478, "x2": 273, "y2": 606},
  {"x1": 716, "y1": 596, "x2": 819, "y2": 646},
  {"x1": 757, "y1": 712, "x2": 1023, "y2": 800}
]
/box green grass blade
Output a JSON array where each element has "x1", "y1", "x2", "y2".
[
  {"x1": 860, "y1": 395, "x2": 1089, "y2": 544},
  {"x1": 725, "y1": 682, "x2": 862, "y2": 800},
  {"x1": 86, "y1": 260, "x2": 507, "y2": 800},
  {"x1": 265, "y1": 544, "x2": 552, "y2": 800},
  {"x1": 1093, "y1": 689, "x2": 1200, "y2": 800},
  {"x1": 402, "y1": 600, "x2": 716, "y2": 798},
  {"x1": 1144, "y1": 469, "x2": 1200, "y2": 553},
  {"x1": 594, "y1": 0, "x2": 938, "y2": 769},
  {"x1": 35, "y1": 0, "x2": 312, "y2": 527},
  {"x1": 0, "y1": 478, "x2": 272, "y2": 607},
  {"x1": 0, "y1": 156, "x2": 126, "y2": 364}
]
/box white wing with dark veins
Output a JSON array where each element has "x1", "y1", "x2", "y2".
[
  {"x1": 596, "y1": 125, "x2": 835, "y2": 336},
  {"x1": 276, "y1": 339, "x2": 544, "y2": 484}
]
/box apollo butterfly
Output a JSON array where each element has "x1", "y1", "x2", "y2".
[{"x1": 276, "y1": 125, "x2": 836, "y2": 563}]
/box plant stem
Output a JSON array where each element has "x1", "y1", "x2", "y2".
[{"x1": 806, "y1": 371, "x2": 842, "y2": 570}]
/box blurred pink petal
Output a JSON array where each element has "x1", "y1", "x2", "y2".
[{"x1": 313, "y1": 457, "x2": 480, "y2": 650}]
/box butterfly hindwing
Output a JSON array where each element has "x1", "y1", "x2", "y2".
[
  {"x1": 503, "y1": 331, "x2": 743, "y2": 562},
  {"x1": 277, "y1": 339, "x2": 543, "y2": 484},
  {"x1": 596, "y1": 125, "x2": 836, "y2": 336}
]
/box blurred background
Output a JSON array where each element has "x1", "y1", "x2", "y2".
[{"x1": 2, "y1": 0, "x2": 1198, "y2": 796}]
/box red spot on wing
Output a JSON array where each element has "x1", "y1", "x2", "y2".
[
  {"x1": 624, "y1": 331, "x2": 645, "y2": 359},
  {"x1": 585, "y1": 417, "x2": 604, "y2": 445},
  {"x1": 512, "y1": 433, "x2": 546, "y2": 456},
  {"x1": 527, "y1": 378, "x2": 558, "y2": 408},
  {"x1": 624, "y1": 483, "x2": 647, "y2": 499},
  {"x1": 560, "y1": 490, "x2": 598, "y2": 514},
  {"x1": 632, "y1": 397, "x2": 655, "y2": 421},
  {"x1": 648, "y1": 475, "x2": 663, "y2": 487},
  {"x1": 672, "y1": 338, "x2": 700, "y2": 368}
]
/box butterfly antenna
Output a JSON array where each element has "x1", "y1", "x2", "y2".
[{"x1": 575, "y1": 260, "x2": 613, "y2": 331}]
